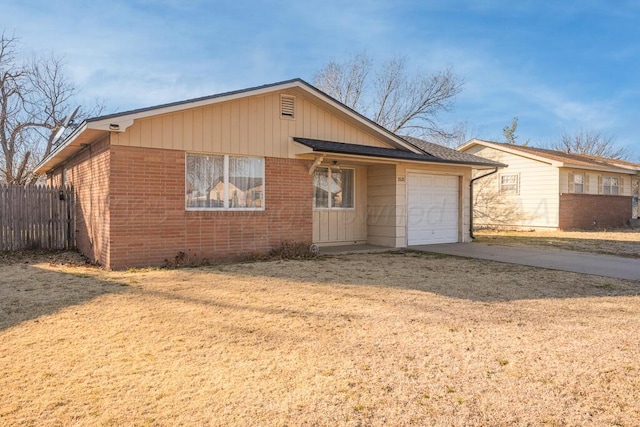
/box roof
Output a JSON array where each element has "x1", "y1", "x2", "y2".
[
  {"x1": 293, "y1": 137, "x2": 503, "y2": 167},
  {"x1": 36, "y1": 78, "x2": 424, "y2": 174},
  {"x1": 401, "y1": 136, "x2": 503, "y2": 166},
  {"x1": 460, "y1": 139, "x2": 640, "y2": 174},
  {"x1": 36, "y1": 79, "x2": 502, "y2": 174}
]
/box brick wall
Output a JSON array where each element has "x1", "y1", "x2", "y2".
[
  {"x1": 108, "y1": 145, "x2": 313, "y2": 269},
  {"x1": 559, "y1": 193, "x2": 632, "y2": 230},
  {"x1": 48, "y1": 137, "x2": 111, "y2": 266}
]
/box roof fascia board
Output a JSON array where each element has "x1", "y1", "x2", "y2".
[
  {"x1": 34, "y1": 121, "x2": 90, "y2": 174},
  {"x1": 296, "y1": 151, "x2": 501, "y2": 169},
  {"x1": 463, "y1": 139, "x2": 640, "y2": 174},
  {"x1": 461, "y1": 139, "x2": 562, "y2": 166},
  {"x1": 560, "y1": 164, "x2": 640, "y2": 175},
  {"x1": 292, "y1": 140, "x2": 502, "y2": 169},
  {"x1": 86, "y1": 81, "x2": 304, "y2": 127}
]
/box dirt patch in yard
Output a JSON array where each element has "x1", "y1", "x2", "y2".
[
  {"x1": 475, "y1": 229, "x2": 640, "y2": 258},
  {"x1": 1, "y1": 251, "x2": 639, "y2": 426}
]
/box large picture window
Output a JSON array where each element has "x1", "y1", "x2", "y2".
[
  {"x1": 313, "y1": 167, "x2": 354, "y2": 209},
  {"x1": 186, "y1": 153, "x2": 264, "y2": 210}
]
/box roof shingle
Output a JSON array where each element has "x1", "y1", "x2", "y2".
[
  {"x1": 466, "y1": 140, "x2": 640, "y2": 172},
  {"x1": 294, "y1": 137, "x2": 502, "y2": 167}
]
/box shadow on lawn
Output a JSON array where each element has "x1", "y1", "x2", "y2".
[
  {"x1": 0, "y1": 259, "x2": 127, "y2": 332},
  {"x1": 474, "y1": 235, "x2": 640, "y2": 259},
  {"x1": 210, "y1": 251, "x2": 640, "y2": 303}
]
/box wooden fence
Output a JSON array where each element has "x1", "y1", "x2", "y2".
[{"x1": 0, "y1": 184, "x2": 75, "y2": 251}]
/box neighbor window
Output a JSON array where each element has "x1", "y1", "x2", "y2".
[
  {"x1": 603, "y1": 176, "x2": 620, "y2": 195},
  {"x1": 186, "y1": 153, "x2": 264, "y2": 209},
  {"x1": 499, "y1": 174, "x2": 519, "y2": 194},
  {"x1": 573, "y1": 173, "x2": 584, "y2": 193},
  {"x1": 313, "y1": 167, "x2": 354, "y2": 209}
]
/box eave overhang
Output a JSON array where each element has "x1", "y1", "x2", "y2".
[
  {"x1": 460, "y1": 139, "x2": 640, "y2": 175},
  {"x1": 293, "y1": 137, "x2": 505, "y2": 168}
]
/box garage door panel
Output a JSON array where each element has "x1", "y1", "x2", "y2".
[{"x1": 407, "y1": 174, "x2": 459, "y2": 245}]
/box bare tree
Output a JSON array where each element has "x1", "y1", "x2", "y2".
[
  {"x1": 472, "y1": 177, "x2": 530, "y2": 228},
  {"x1": 0, "y1": 32, "x2": 80, "y2": 184},
  {"x1": 428, "y1": 120, "x2": 478, "y2": 148},
  {"x1": 552, "y1": 129, "x2": 630, "y2": 160},
  {"x1": 313, "y1": 52, "x2": 463, "y2": 140},
  {"x1": 313, "y1": 52, "x2": 370, "y2": 114}
]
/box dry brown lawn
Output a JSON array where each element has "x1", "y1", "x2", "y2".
[
  {"x1": 474, "y1": 229, "x2": 640, "y2": 259},
  {"x1": 1, "y1": 250, "x2": 640, "y2": 426}
]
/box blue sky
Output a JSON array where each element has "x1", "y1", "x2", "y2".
[{"x1": 2, "y1": 0, "x2": 639, "y2": 158}]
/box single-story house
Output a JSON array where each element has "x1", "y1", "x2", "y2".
[
  {"x1": 458, "y1": 138, "x2": 640, "y2": 230},
  {"x1": 35, "y1": 79, "x2": 500, "y2": 269}
]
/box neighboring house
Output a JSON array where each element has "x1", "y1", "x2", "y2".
[
  {"x1": 458, "y1": 139, "x2": 640, "y2": 230},
  {"x1": 35, "y1": 79, "x2": 499, "y2": 269}
]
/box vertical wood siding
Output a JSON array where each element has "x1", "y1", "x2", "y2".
[
  {"x1": 366, "y1": 164, "x2": 398, "y2": 247},
  {"x1": 312, "y1": 166, "x2": 368, "y2": 245},
  {"x1": 111, "y1": 91, "x2": 392, "y2": 156}
]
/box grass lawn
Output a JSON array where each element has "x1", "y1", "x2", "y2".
[
  {"x1": 474, "y1": 229, "x2": 640, "y2": 258},
  {"x1": 1, "y1": 250, "x2": 640, "y2": 426}
]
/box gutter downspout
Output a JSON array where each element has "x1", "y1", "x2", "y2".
[{"x1": 469, "y1": 167, "x2": 499, "y2": 239}]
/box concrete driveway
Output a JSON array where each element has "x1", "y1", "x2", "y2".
[{"x1": 412, "y1": 242, "x2": 640, "y2": 282}]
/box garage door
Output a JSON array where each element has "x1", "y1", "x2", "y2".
[{"x1": 407, "y1": 173, "x2": 459, "y2": 245}]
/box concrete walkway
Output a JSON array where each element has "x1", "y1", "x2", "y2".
[{"x1": 411, "y1": 243, "x2": 640, "y2": 281}]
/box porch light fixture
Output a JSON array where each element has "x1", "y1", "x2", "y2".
[{"x1": 109, "y1": 123, "x2": 120, "y2": 131}]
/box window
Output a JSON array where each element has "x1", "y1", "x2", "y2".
[
  {"x1": 603, "y1": 176, "x2": 620, "y2": 195},
  {"x1": 573, "y1": 173, "x2": 584, "y2": 193},
  {"x1": 186, "y1": 153, "x2": 264, "y2": 210},
  {"x1": 499, "y1": 174, "x2": 519, "y2": 194},
  {"x1": 313, "y1": 167, "x2": 354, "y2": 209}
]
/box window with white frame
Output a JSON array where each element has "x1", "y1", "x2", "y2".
[
  {"x1": 573, "y1": 173, "x2": 584, "y2": 193},
  {"x1": 603, "y1": 176, "x2": 620, "y2": 195},
  {"x1": 499, "y1": 173, "x2": 519, "y2": 194},
  {"x1": 185, "y1": 153, "x2": 264, "y2": 210},
  {"x1": 313, "y1": 167, "x2": 355, "y2": 209}
]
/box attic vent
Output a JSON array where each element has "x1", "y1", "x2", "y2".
[{"x1": 281, "y1": 95, "x2": 295, "y2": 119}]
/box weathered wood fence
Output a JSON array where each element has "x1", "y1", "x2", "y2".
[{"x1": 0, "y1": 184, "x2": 75, "y2": 251}]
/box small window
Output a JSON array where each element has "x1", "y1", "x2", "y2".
[
  {"x1": 603, "y1": 176, "x2": 620, "y2": 195},
  {"x1": 499, "y1": 173, "x2": 519, "y2": 194},
  {"x1": 313, "y1": 167, "x2": 355, "y2": 209},
  {"x1": 573, "y1": 173, "x2": 584, "y2": 194},
  {"x1": 186, "y1": 153, "x2": 264, "y2": 210}
]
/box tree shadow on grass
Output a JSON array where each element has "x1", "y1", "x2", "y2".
[
  {"x1": 206, "y1": 251, "x2": 640, "y2": 303},
  {"x1": 475, "y1": 235, "x2": 640, "y2": 259},
  {"x1": 0, "y1": 258, "x2": 128, "y2": 332}
]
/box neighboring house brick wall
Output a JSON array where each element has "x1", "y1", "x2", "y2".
[
  {"x1": 107, "y1": 145, "x2": 313, "y2": 269},
  {"x1": 47, "y1": 136, "x2": 111, "y2": 266},
  {"x1": 559, "y1": 194, "x2": 632, "y2": 230}
]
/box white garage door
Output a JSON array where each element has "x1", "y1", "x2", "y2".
[{"x1": 407, "y1": 173, "x2": 459, "y2": 245}]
